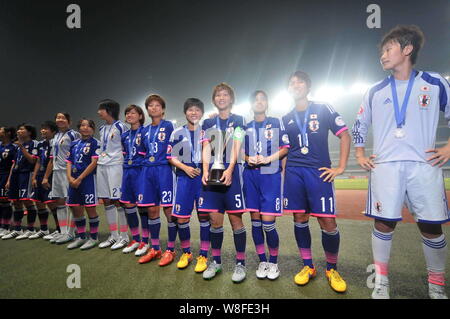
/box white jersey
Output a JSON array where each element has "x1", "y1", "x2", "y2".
[
  {"x1": 97, "y1": 121, "x2": 128, "y2": 166},
  {"x1": 352, "y1": 70, "x2": 450, "y2": 163},
  {"x1": 51, "y1": 129, "x2": 80, "y2": 170}
]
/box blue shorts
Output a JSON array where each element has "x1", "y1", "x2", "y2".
[
  {"x1": 0, "y1": 173, "x2": 9, "y2": 199},
  {"x1": 32, "y1": 174, "x2": 55, "y2": 204},
  {"x1": 120, "y1": 166, "x2": 141, "y2": 205},
  {"x1": 172, "y1": 174, "x2": 202, "y2": 218},
  {"x1": 198, "y1": 165, "x2": 246, "y2": 214},
  {"x1": 283, "y1": 166, "x2": 336, "y2": 217},
  {"x1": 8, "y1": 171, "x2": 33, "y2": 201},
  {"x1": 67, "y1": 174, "x2": 98, "y2": 207},
  {"x1": 138, "y1": 165, "x2": 174, "y2": 207},
  {"x1": 243, "y1": 168, "x2": 282, "y2": 216}
]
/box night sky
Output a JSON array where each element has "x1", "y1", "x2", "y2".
[{"x1": 1, "y1": 0, "x2": 449, "y2": 134}]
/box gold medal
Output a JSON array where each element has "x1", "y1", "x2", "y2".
[
  {"x1": 301, "y1": 147, "x2": 309, "y2": 155},
  {"x1": 128, "y1": 160, "x2": 133, "y2": 165},
  {"x1": 149, "y1": 156, "x2": 155, "y2": 162}
]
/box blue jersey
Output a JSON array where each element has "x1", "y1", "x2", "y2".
[
  {"x1": 67, "y1": 137, "x2": 100, "y2": 177},
  {"x1": 352, "y1": 70, "x2": 450, "y2": 163},
  {"x1": 121, "y1": 127, "x2": 145, "y2": 168},
  {"x1": 244, "y1": 116, "x2": 289, "y2": 170},
  {"x1": 141, "y1": 120, "x2": 174, "y2": 167},
  {"x1": 201, "y1": 113, "x2": 246, "y2": 167},
  {"x1": 0, "y1": 142, "x2": 17, "y2": 174},
  {"x1": 168, "y1": 125, "x2": 203, "y2": 177},
  {"x1": 36, "y1": 140, "x2": 52, "y2": 176},
  {"x1": 12, "y1": 140, "x2": 39, "y2": 173},
  {"x1": 281, "y1": 102, "x2": 348, "y2": 168}
]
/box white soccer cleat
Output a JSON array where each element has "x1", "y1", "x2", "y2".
[
  {"x1": 134, "y1": 242, "x2": 149, "y2": 256},
  {"x1": 256, "y1": 262, "x2": 269, "y2": 279},
  {"x1": 16, "y1": 230, "x2": 36, "y2": 240},
  {"x1": 121, "y1": 240, "x2": 140, "y2": 254},
  {"x1": 111, "y1": 238, "x2": 129, "y2": 250},
  {"x1": 0, "y1": 229, "x2": 10, "y2": 238},
  {"x1": 372, "y1": 276, "x2": 390, "y2": 299},
  {"x1": 80, "y1": 239, "x2": 99, "y2": 250},
  {"x1": 29, "y1": 230, "x2": 50, "y2": 239},
  {"x1": 203, "y1": 261, "x2": 222, "y2": 280},
  {"x1": 50, "y1": 232, "x2": 64, "y2": 244},
  {"x1": 267, "y1": 263, "x2": 280, "y2": 280},
  {"x1": 2, "y1": 230, "x2": 23, "y2": 240},
  {"x1": 43, "y1": 230, "x2": 60, "y2": 240},
  {"x1": 232, "y1": 263, "x2": 247, "y2": 283},
  {"x1": 0, "y1": 228, "x2": 5, "y2": 236},
  {"x1": 99, "y1": 235, "x2": 117, "y2": 249},
  {"x1": 55, "y1": 233, "x2": 75, "y2": 245},
  {"x1": 428, "y1": 283, "x2": 448, "y2": 299},
  {"x1": 67, "y1": 238, "x2": 87, "y2": 250}
]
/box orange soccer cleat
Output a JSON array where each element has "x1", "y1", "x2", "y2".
[
  {"x1": 159, "y1": 250, "x2": 176, "y2": 266},
  {"x1": 138, "y1": 248, "x2": 162, "y2": 264}
]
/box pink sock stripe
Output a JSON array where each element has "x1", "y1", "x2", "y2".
[
  {"x1": 69, "y1": 221, "x2": 75, "y2": 228},
  {"x1": 374, "y1": 261, "x2": 389, "y2": 276},
  {"x1": 325, "y1": 252, "x2": 338, "y2": 264},
  {"x1": 300, "y1": 248, "x2": 312, "y2": 260},
  {"x1": 77, "y1": 226, "x2": 86, "y2": 233},
  {"x1": 90, "y1": 227, "x2": 98, "y2": 234},
  {"x1": 109, "y1": 223, "x2": 118, "y2": 231},
  {"x1": 256, "y1": 244, "x2": 266, "y2": 255},
  {"x1": 167, "y1": 241, "x2": 175, "y2": 248},
  {"x1": 200, "y1": 241, "x2": 210, "y2": 251},
  {"x1": 59, "y1": 220, "x2": 68, "y2": 227},
  {"x1": 181, "y1": 240, "x2": 190, "y2": 249},
  {"x1": 236, "y1": 252, "x2": 246, "y2": 260},
  {"x1": 269, "y1": 247, "x2": 279, "y2": 256},
  {"x1": 151, "y1": 238, "x2": 160, "y2": 246},
  {"x1": 212, "y1": 248, "x2": 221, "y2": 257},
  {"x1": 119, "y1": 225, "x2": 128, "y2": 232},
  {"x1": 428, "y1": 271, "x2": 445, "y2": 286},
  {"x1": 131, "y1": 228, "x2": 140, "y2": 236}
]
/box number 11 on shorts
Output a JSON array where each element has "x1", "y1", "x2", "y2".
[{"x1": 320, "y1": 196, "x2": 333, "y2": 213}]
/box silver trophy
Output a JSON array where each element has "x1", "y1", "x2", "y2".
[{"x1": 207, "y1": 128, "x2": 232, "y2": 186}]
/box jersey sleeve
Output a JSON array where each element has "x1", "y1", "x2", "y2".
[
  {"x1": 324, "y1": 105, "x2": 348, "y2": 136},
  {"x1": 437, "y1": 74, "x2": 450, "y2": 127},
  {"x1": 167, "y1": 129, "x2": 179, "y2": 159},
  {"x1": 278, "y1": 118, "x2": 290, "y2": 149},
  {"x1": 30, "y1": 141, "x2": 39, "y2": 159},
  {"x1": 352, "y1": 90, "x2": 372, "y2": 147},
  {"x1": 66, "y1": 142, "x2": 75, "y2": 164},
  {"x1": 91, "y1": 139, "x2": 100, "y2": 158}
]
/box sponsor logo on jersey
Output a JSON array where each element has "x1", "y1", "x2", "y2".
[
  {"x1": 158, "y1": 132, "x2": 166, "y2": 142},
  {"x1": 288, "y1": 119, "x2": 294, "y2": 125},
  {"x1": 418, "y1": 94, "x2": 431, "y2": 107},
  {"x1": 309, "y1": 120, "x2": 319, "y2": 132},
  {"x1": 335, "y1": 116, "x2": 346, "y2": 127},
  {"x1": 265, "y1": 124, "x2": 272, "y2": 129},
  {"x1": 383, "y1": 98, "x2": 392, "y2": 105}
]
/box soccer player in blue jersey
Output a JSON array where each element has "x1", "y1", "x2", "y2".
[
  {"x1": 168, "y1": 98, "x2": 211, "y2": 271},
  {"x1": 3, "y1": 124, "x2": 39, "y2": 240},
  {"x1": 243, "y1": 90, "x2": 289, "y2": 280},
  {"x1": 198, "y1": 83, "x2": 248, "y2": 283},
  {"x1": 120, "y1": 105, "x2": 149, "y2": 256},
  {"x1": 352, "y1": 25, "x2": 450, "y2": 299},
  {"x1": 44, "y1": 113, "x2": 81, "y2": 244},
  {"x1": 137, "y1": 94, "x2": 176, "y2": 266},
  {"x1": 282, "y1": 71, "x2": 350, "y2": 293},
  {"x1": 97, "y1": 99, "x2": 130, "y2": 251},
  {"x1": 0, "y1": 127, "x2": 17, "y2": 238},
  {"x1": 29, "y1": 121, "x2": 59, "y2": 239},
  {"x1": 66, "y1": 119, "x2": 101, "y2": 250}
]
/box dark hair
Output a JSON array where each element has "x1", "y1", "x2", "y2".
[
  {"x1": 380, "y1": 25, "x2": 425, "y2": 65},
  {"x1": 41, "y1": 121, "x2": 58, "y2": 133},
  {"x1": 145, "y1": 94, "x2": 166, "y2": 110},
  {"x1": 183, "y1": 98, "x2": 204, "y2": 114},
  {"x1": 17, "y1": 123, "x2": 37, "y2": 140},
  {"x1": 212, "y1": 82, "x2": 235, "y2": 106},
  {"x1": 250, "y1": 90, "x2": 268, "y2": 102},
  {"x1": 55, "y1": 112, "x2": 71, "y2": 124},
  {"x1": 77, "y1": 118, "x2": 96, "y2": 131},
  {"x1": 124, "y1": 104, "x2": 145, "y2": 126},
  {"x1": 288, "y1": 71, "x2": 312, "y2": 89},
  {"x1": 98, "y1": 99, "x2": 120, "y2": 121},
  {"x1": 1, "y1": 126, "x2": 17, "y2": 141}
]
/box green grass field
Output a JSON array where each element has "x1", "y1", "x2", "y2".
[
  {"x1": 1, "y1": 210, "x2": 449, "y2": 299},
  {"x1": 335, "y1": 177, "x2": 450, "y2": 190}
]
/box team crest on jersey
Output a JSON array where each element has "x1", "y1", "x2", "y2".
[
  {"x1": 309, "y1": 120, "x2": 320, "y2": 132},
  {"x1": 136, "y1": 134, "x2": 141, "y2": 145},
  {"x1": 158, "y1": 132, "x2": 166, "y2": 142},
  {"x1": 418, "y1": 94, "x2": 431, "y2": 107},
  {"x1": 83, "y1": 146, "x2": 90, "y2": 154},
  {"x1": 2, "y1": 150, "x2": 9, "y2": 159},
  {"x1": 282, "y1": 134, "x2": 290, "y2": 144},
  {"x1": 375, "y1": 201, "x2": 382, "y2": 213},
  {"x1": 310, "y1": 114, "x2": 318, "y2": 119},
  {"x1": 264, "y1": 129, "x2": 273, "y2": 140},
  {"x1": 420, "y1": 86, "x2": 430, "y2": 92}
]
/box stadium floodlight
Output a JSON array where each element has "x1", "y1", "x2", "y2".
[
  {"x1": 233, "y1": 102, "x2": 251, "y2": 117},
  {"x1": 445, "y1": 75, "x2": 450, "y2": 81},
  {"x1": 312, "y1": 85, "x2": 345, "y2": 103},
  {"x1": 350, "y1": 82, "x2": 371, "y2": 95},
  {"x1": 272, "y1": 90, "x2": 294, "y2": 113}
]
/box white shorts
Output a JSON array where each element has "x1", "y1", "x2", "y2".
[
  {"x1": 49, "y1": 169, "x2": 69, "y2": 199},
  {"x1": 366, "y1": 161, "x2": 449, "y2": 224},
  {"x1": 96, "y1": 164, "x2": 123, "y2": 199}
]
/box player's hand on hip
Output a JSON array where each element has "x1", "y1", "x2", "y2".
[
  {"x1": 426, "y1": 146, "x2": 450, "y2": 167},
  {"x1": 202, "y1": 171, "x2": 209, "y2": 186},
  {"x1": 220, "y1": 168, "x2": 233, "y2": 186},
  {"x1": 318, "y1": 167, "x2": 344, "y2": 182},
  {"x1": 356, "y1": 154, "x2": 376, "y2": 170}
]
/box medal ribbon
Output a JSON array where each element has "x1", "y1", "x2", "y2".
[
  {"x1": 184, "y1": 126, "x2": 200, "y2": 168},
  {"x1": 252, "y1": 118, "x2": 267, "y2": 156},
  {"x1": 102, "y1": 121, "x2": 118, "y2": 152},
  {"x1": 294, "y1": 104, "x2": 311, "y2": 149},
  {"x1": 390, "y1": 70, "x2": 416, "y2": 129},
  {"x1": 148, "y1": 121, "x2": 163, "y2": 158},
  {"x1": 128, "y1": 127, "x2": 141, "y2": 162}
]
